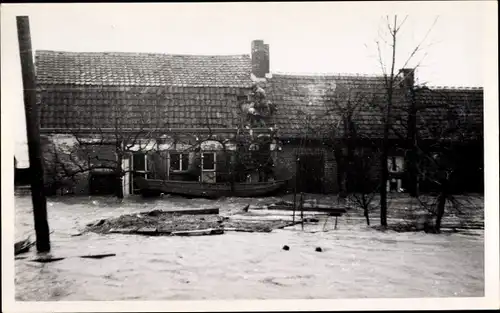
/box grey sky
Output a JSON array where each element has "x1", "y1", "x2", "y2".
[{"x1": 1, "y1": 2, "x2": 492, "y2": 167}]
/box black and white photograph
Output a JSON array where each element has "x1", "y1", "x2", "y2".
[{"x1": 1, "y1": 2, "x2": 498, "y2": 311}]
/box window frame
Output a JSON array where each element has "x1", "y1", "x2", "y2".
[
  {"x1": 201, "y1": 152, "x2": 216, "y2": 171},
  {"x1": 169, "y1": 152, "x2": 189, "y2": 172},
  {"x1": 388, "y1": 155, "x2": 404, "y2": 173},
  {"x1": 132, "y1": 152, "x2": 148, "y2": 173}
]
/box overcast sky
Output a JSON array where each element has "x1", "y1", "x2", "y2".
[{"x1": 1, "y1": 2, "x2": 494, "y2": 167}]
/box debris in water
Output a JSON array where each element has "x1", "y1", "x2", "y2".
[
  {"x1": 147, "y1": 210, "x2": 163, "y2": 217},
  {"x1": 315, "y1": 247, "x2": 323, "y2": 252},
  {"x1": 80, "y1": 253, "x2": 116, "y2": 259},
  {"x1": 282, "y1": 245, "x2": 290, "y2": 251},
  {"x1": 31, "y1": 257, "x2": 66, "y2": 263},
  {"x1": 15, "y1": 238, "x2": 34, "y2": 255},
  {"x1": 85, "y1": 207, "x2": 309, "y2": 237},
  {"x1": 172, "y1": 228, "x2": 224, "y2": 236},
  {"x1": 303, "y1": 217, "x2": 320, "y2": 223},
  {"x1": 136, "y1": 227, "x2": 159, "y2": 235}
]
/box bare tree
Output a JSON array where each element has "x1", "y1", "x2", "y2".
[
  {"x1": 372, "y1": 17, "x2": 482, "y2": 233},
  {"x1": 380, "y1": 82, "x2": 483, "y2": 233},
  {"x1": 373, "y1": 15, "x2": 440, "y2": 227},
  {"x1": 409, "y1": 87, "x2": 482, "y2": 232},
  {"x1": 323, "y1": 84, "x2": 382, "y2": 225}
]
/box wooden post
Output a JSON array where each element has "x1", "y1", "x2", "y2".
[
  {"x1": 292, "y1": 185, "x2": 296, "y2": 223},
  {"x1": 292, "y1": 156, "x2": 298, "y2": 223},
  {"x1": 17, "y1": 16, "x2": 51, "y2": 252},
  {"x1": 300, "y1": 192, "x2": 304, "y2": 230}
]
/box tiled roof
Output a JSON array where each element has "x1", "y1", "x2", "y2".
[
  {"x1": 36, "y1": 50, "x2": 483, "y2": 142},
  {"x1": 414, "y1": 86, "x2": 484, "y2": 141},
  {"x1": 265, "y1": 74, "x2": 483, "y2": 141},
  {"x1": 39, "y1": 85, "x2": 244, "y2": 130},
  {"x1": 266, "y1": 73, "x2": 408, "y2": 140},
  {"x1": 35, "y1": 50, "x2": 253, "y2": 88}
]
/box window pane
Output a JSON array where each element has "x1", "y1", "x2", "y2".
[
  {"x1": 203, "y1": 153, "x2": 215, "y2": 170},
  {"x1": 395, "y1": 157, "x2": 404, "y2": 172},
  {"x1": 182, "y1": 154, "x2": 189, "y2": 171},
  {"x1": 133, "y1": 153, "x2": 146, "y2": 171},
  {"x1": 170, "y1": 153, "x2": 180, "y2": 171},
  {"x1": 388, "y1": 156, "x2": 404, "y2": 172}
]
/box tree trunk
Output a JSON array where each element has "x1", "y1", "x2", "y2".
[
  {"x1": 115, "y1": 153, "x2": 124, "y2": 199},
  {"x1": 364, "y1": 208, "x2": 370, "y2": 226},
  {"x1": 379, "y1": 17, "x2": 398, "y2": 228},
  {"x1": 334, "y1": 148, "x2": 346, "y2": 194},
  {"x1": 380, "y1": 146, "x2": 389, "y2": 227},
  {"x1": 362, "y1": 195, "x2": 371, "y2": 226},
  {"x1": 228, "y1": 150, "x2": 235, "y2": 193},
  {"x1": 380, "y1": 82, "x2": 394, "y2": 227},
  {"x1": 434, "y1": 183, "x2": 447, "y2": 233}
]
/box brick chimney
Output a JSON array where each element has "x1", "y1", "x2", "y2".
[
  {"x1": 251, "y1": 40, "x2": 270, "y2": 79},
  {"x1": 400, "y1": 68, "x2": 415, "y2": 89}
]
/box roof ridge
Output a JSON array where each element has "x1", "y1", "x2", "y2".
[
  {"x1": 418, "y1": 85, "x2": 484, "y2": 91},
  {"x1": 271, "y1": 71, "x2": 384, "y2": 78},
  {"x1": 35, "y1": 50, "x2": 250, "y2": 58}
]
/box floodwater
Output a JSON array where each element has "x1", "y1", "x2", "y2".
[{"x1": 14, "y1": 194, "x2": 484, "y2": 301}]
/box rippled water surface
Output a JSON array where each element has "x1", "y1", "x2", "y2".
[{"x1": 15, "y1": 194, "x2": 484, "y2": 300}]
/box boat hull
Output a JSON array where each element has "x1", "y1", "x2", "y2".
[{"x1": 135, "y1": 177, "x2": 287, "y2": 198}]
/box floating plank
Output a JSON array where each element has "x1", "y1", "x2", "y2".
[
  {"x1": 171, "y1": 228, "x2": 224, "y2": 236},
  {"x1": 80, "y1": 253, "x2": 116, "y2": 259},
  {"x1": 267, "y1": 204, "x2": 347, "y2": 215},
  {"x1": 136, "y1": 227, "x2": 158, "y2": 235},
  {"x1": 144, "y1": 207, "x2": 220, "y2": 216},
  {"x1": 275, "y1": 221, "x2": 304, "y2": 229},
  {"x1": 224, "y1": 227, "x2": 272, "y2": 233},
  {"x1": 31, "y1": 257, "x2": 65, "y2": 263}
]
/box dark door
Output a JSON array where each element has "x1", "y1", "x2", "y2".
[
  {"x1": 297, "y1": 154, "x2": 325, "y2": 194},
  {"x1": 90, "y1": 172, "x2": 117, "y2": 195},
  {"x1": 132, "y1": 152, "x2": 148, "y2": 195}
]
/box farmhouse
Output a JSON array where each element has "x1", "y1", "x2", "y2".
[{"x1": 36, "y1": 40, "x2": 483, "y2": 196}]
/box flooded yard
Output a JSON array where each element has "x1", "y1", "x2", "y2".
[{"x1": 14, "y1": 194, "x2": 484, "y2": 300}]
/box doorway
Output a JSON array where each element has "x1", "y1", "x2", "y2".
[
  {"x1": 296, "y1": 153, "x2": 325, "y2": 194},
  {"x1": 89, "y1": 172, "x2": 118, "y2": 195},
  {"x1": 131, "y1": 152, "x2": 148, "y2": 194}
]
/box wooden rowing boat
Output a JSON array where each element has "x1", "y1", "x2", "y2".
[{"x1": 135, "y1": 177, "x2": 288, "y2": 199}]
